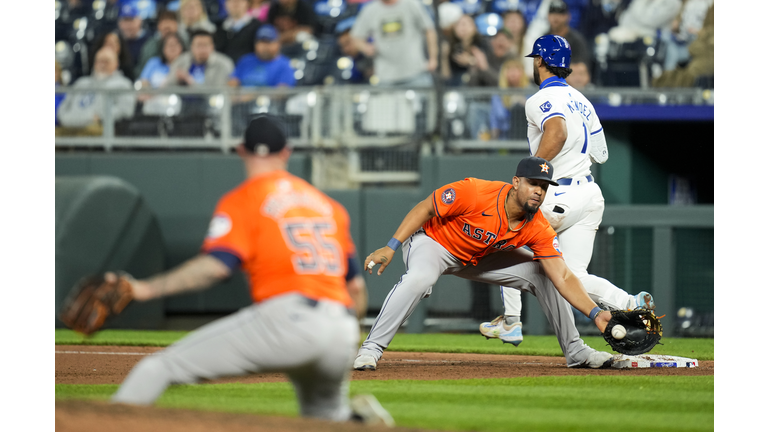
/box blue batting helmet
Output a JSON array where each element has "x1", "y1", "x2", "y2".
[{"x1": 525, "y1": 34, "x2": 571, "y2": 68}]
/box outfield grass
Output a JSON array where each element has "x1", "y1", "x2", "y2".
[
  {"x1": 55, "y1": 329, "x2": 715, "y2": 361},
  {"x1": 56, "y1": 376, "x2": 714, "y2": 432}
]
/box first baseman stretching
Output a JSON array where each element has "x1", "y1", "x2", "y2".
[
  {"x1": 480, "y1": 35, "x2": 655, "y2": 347},
  {"x1": 354, "y1": 156, "x2": 614, "y2": 371}
]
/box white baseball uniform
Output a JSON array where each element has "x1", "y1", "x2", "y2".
[{"x1": 500, "y1": 76, "x2": 636, "y2": 314}]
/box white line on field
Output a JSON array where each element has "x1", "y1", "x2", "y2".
[{"x1": 55, "y1": 350, "x2": 155, "y2": 356}]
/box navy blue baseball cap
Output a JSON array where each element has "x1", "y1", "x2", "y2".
[
  {"x1": 515, "y1": 157, "x2": 558, "y2": 186},
  {"x1": 256, "y1": 24, "x2": 279, "y2": 42},
  {"x1": 119, "y1": 3, "x2": 141, "y2": 18},
  {"x1": 244, "y1": 115, "x2": 288, "y2": 155}
]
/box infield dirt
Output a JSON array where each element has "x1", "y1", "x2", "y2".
[{"x1": 56, "y1": 345, "x2": 714, "y2": 431}]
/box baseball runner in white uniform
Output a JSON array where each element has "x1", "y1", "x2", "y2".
[{"x1": 480, "y1": 35, "x2": 655, "y2": 345}]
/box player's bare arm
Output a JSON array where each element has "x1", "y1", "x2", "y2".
[
  {"x1": 123, "y1": 254, "x2": 232, "y2": 301},
  {"x1": 534, "y1": 116, "x2": 567, "y2": 161},
  {"x1": 365, "y1": 197, "x2": 436, "y2": 275},
  {"x1": 539, "y1": 257, "x2": 610, "y2": 332},
  {"x1": 347, "y1": 275, "x2": 368, "y2": 320}
]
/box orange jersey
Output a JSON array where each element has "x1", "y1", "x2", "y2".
[
  {"x1": 423, "y1": 178, "x2": 562, "y2": 266},
  {"x1": 202, "y1": 171, "x2": 355, "y2": 306}
]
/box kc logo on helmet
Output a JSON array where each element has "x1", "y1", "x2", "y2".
[{"x1": 540, "y1": 101, "x2": 552, "y2": 113}]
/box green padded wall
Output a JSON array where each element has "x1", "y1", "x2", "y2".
[{"x1": 55, "y1": 176, "x2": 165, "y2": 329}]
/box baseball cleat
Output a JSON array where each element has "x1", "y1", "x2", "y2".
[
  {"x1": 584, "y1": 351, "x2": 613, "y2": 369},
  {"x1": 479, "y1": 316, "x2": 523, "y2": 346},
  {"x1": 635, "y1": 291, "x2": 655, "y2": 310},
  {"x1": 350, "y1": 394, "x2": 395, "y2": 427},
  {"x1": 353, "y1": 354, "x2": 377, "y2": 371}
]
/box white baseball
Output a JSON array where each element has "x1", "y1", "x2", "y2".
[
  {"x1": 367, "y1": 261, "x2": 375, "y2": 270},
  {"x1": 611, "y1": 324, "x2": 627, "y2": 340}
]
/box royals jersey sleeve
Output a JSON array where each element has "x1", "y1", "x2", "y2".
[{"x1": 525, "y1": 92, "x2": 568, "y2": 133}]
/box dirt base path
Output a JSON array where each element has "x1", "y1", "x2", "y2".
[
  {"x1": 56, "y1": 345, "x2": 713, "y2": 385},
  {"x1": 56, "y1": 345, "x2": 713, "y2": 432}
]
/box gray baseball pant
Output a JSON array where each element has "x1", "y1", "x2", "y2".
[
  {"x1": 358, "y1": 230, "x2": 596, "y2": 367},
  {"x1": 112, "y1": 293, "x2": 360, "y2": 421}
]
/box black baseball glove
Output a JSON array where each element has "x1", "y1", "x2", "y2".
[
  {"x1": 603, "y1": 309, "x2": 663, "y2": 355},
  {"x1": 59, "y1": 272, "x2": 134, "y2": 336}
]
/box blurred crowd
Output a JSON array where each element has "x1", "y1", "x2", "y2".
[{"x1": 55, "y1": 0, "x2": 715, "y2": 137}]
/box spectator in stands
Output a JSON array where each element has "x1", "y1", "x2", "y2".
[
  {"x1": 267, "y1": 0, "x2": 318, "y2": 46},
  {"x1": 90, "y1": 31, "x2": 136, "y2": 81},
  {"x1": 334, "y1": 17, "x2": 374, "y2": 84},
  {"x1": 166, "y1": 30, "x2": 235, "y2": 87},
  {"x1": 117, "y1": 3, "x2": 151, "y2": 69},
  {"x1": 134, "y1": 10, "x2": 181, "y2": 79},
  {"x1": 440, "y1": 14, "x2": 491, "y2": 87},
  {"x1": 139, "y1": 33, "x2": 187, "y2": 89},
  {"x1": 578, "y1": 0, "x2": 631, "y2": 43},
  {"x1": 652, "y1": 3, "x2": 712, "y2": 88},
  {"x1": 350, "y1": 0, "x2": 438, "y2": 87},
  {"x1": 607, "y1": 0, "x2": 682, "y2": 44},
  {"x1": 547, "y1": 0, "x2": 592, "y2": 68},
  {"x1": 56, "y1": 47, "x2": 136, "y2": 136},
  {"x1": 489, "y1": 58, "x2": 531, "y2": 140},
  {"x1": 215, "y1": 0, "x2": 264, "y2": 63},
  {"x1": 501, "y1": 9, "x2": 528, "y2": 59},
  {"x1": 249, "y1": 0, "x2": 271, "y2": 22},
  {"x1": 437, "y1": 1, "x2": 463, "y2": 39},
  {"x1": 566, "y1": 60, "x2": 594, "y2": 90},
  {"x1": 228, "y1": 25, "x2": 296, "y2": 88},
  {"x1": 662, "y1": 0, "x2": 713, "y2": 71},
  {"x1": 178, "y1": 0, "x2": 217, "y2": 42},
  {"x1": 464, "y1": 28, "x2": 516, "y2": 140},
  {"x1": 467, "y1": 28, "x2": 515, "y2": 87}
]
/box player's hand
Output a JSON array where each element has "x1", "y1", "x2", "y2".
[
  {"x1": 594, "y1": 310, "x2": 611, "y2": 333},
  {"x1": 364, "y1": 246, "x2": 396, "y2": 276}
]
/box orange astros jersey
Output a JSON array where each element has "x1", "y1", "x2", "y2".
[
  {"x1": 423, "y1": 178, "x2": 562, "y2": 266},
  {"x1": 202, "y1": 171, "x2": 355, "y2": 306}
]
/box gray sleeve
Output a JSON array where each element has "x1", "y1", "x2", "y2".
[
  {"x1": 412, "y1": 0, "x2": 434, "y2": 30},
  {"x1": 350, "y1": 6, "x2": 373, "y2": 39}
]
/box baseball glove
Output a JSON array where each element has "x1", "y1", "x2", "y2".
[
  {"x1": 59, "y1": 272, "x2": 134, "y2": 336},
  {"x1": 603, "y1": 309, "x2": 663, "y2": 355}
]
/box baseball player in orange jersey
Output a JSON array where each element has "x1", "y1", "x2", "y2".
[
  {"x1": 110, "y1": 115, "x2": 394, "y2": 426},
  {"x1": 481, "y1": 35, "x2": 655, "y2": 347},
  {"x1": 354, "y1": 156, "x2": 614, "y2": 371}
]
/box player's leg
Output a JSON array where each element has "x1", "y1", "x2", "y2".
[
  {"x1": 112, "y1": 294, "x2": 348, "y2": 406},
  {"x1": 454, "y1": 250, "x2": 609, "y2": 367},
  {"x1": 479, "y1": 284, "x2": 523, "y2": 344},
  {"x1": 356, "y1": 231, "x2": 462, "y2": 368},
  {"x1": 555, "y1": 183, "x2": 649, "y2": 310},
  {"x1": 288, "y1": 300, "x2": 361, "y2": 421}
]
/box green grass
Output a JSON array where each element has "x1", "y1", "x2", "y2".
[
  {"x1": 56, "y1": 376, "x2": 714, "y2": 432},
  {"x1": 56, "y1": 329, "x2": 714, "y2": 431},
  {"x1": 55, "y1": 329, "x2": 715, "y2": 361}
]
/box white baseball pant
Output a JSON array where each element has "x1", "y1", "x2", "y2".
[
  {"x1": 358, "y1": 230, "x2": 600, "y2": 367},
  {"x1": 112, "y1": 293, "x2": 360, "y2": 421},
  {"x1": 500, "y1": 178, "x2": 636, "y2": 316}
]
